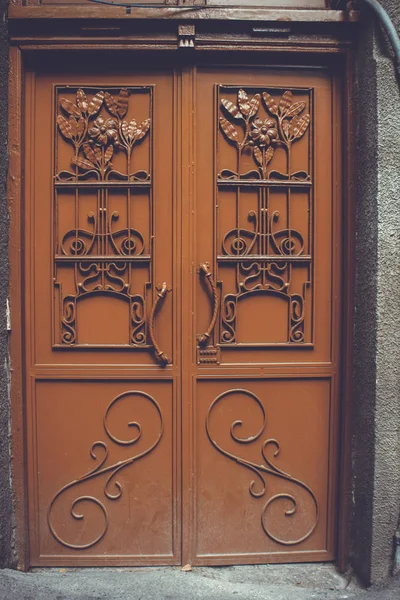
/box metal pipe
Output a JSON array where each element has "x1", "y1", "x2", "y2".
[
  {"x1": 359, "y1": 0, "x2": 400, "y2": 77},
  {"x1": 394, "y1": 527, "x2": 400, "y2": 575}
]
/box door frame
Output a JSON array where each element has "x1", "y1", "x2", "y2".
[{"x1": 7, "y1": 38, "x2": 356, "y2": 571}]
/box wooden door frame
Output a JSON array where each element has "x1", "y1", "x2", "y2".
[{"x1": 7, "y1": 38, "x2": 356, "y2": 571}]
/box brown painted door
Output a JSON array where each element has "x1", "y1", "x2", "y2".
[{"x1": 24, "y1": 61, "x2": 342, "y2": 566}]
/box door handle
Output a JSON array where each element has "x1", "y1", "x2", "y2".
[
  {"x1": 149, "y1": 282, "x2": 171, "y2": 366},
  {"x1": 197, "y1": 262, "x2": 219, "y2": 346}
]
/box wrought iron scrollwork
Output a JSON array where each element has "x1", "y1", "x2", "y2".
[
  {"x1": 58, "y1": 201, "x2": 149, "y2": 347},
  {"x1": 197, "y1": 262, "x2": 220, "y2": 346},
  {"x1": 218, "y1": 204, "x2": 310, "y2": 345},
  {"x1": 47, "y1": 390, "x2": 163, "y2": 550},
  {"x1": 206, "y1": 389, "x2": 319, "y2": 546},
  {"x1": 148, "y1": 282, "x2": 172, "y2": 366}
]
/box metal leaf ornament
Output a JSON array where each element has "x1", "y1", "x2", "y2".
[
  {"x1": 88, "y1": 92, "x2": 105, "y2": 116},
  {"x1": 117, "y1": 88, "x2": 129, "y2": 119},
  {"x1": 221, "y1": 98, "x2": 243, "y2": 120},
  {"x1": 262, "y1": 92, "x2": 279, "y2": 116},
  {"x1": 60, "y1": 98, "x2": 81, "y2": 118},
  {"x1": 279, "y1": 90, "x2": 293, "y2": 116},
  {"x1": 104, "y1": 92, "x2": 119, "y2": 117},
  {"x1": 219, "y1": 117, "x2": 239, "y2": 143},
  {"x1": 57, "y1": 115, "x2": 73, "y2": 140},
  {"x1": 76, "y1": 89, "x2": 89, "y2": 113}
]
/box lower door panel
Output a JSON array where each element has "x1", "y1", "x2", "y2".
[
  {"x1": 30, "y1": 380, "x2": 176, "y2": 564},
  {"x1": 193, "y1": 378, "x2": 333, "y2": 563}
]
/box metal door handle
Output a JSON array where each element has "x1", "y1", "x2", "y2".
[
  {"x1": 197, "y1": 262, "x2": 219, "y2": 346},
  {"x1": 149, "y1": 282, "x2": 171, "y2": 366}
]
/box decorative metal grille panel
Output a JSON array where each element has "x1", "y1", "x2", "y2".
[
  {"x1": 215, "y1": 85, "x2": 314, "y2": 347},
  {"x1": 53, "y1": 86, "x2": 154, "y2": 348}
]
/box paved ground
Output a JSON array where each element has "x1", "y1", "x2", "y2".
[{"x1": 0, "y1": 564, "x2": 399, "y2": 600}]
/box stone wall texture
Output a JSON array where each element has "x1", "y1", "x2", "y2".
[
  {"x1": 352, "y1": 0, "x2": 400, "y2": 586},
  {"x1": 0, "y1": 0, "x2": 15, "y2": 570},
  {"x1": 0, "y1": 0, "x2": 399, "y2": 585}
]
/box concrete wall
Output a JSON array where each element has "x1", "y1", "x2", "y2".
[
  {"x1": 0, "y1": 0, "x2": 15, "y2": 570},
  {"x1": 352, "y1": 0, "x2": 400, "y2": 586}
]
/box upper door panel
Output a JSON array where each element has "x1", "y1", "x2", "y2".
[
  {"x1": 195, "y1": 67, "x2": 338, "y2": 366},
  {"x1": 26, "y1": 70, "x2": 175, "y2": 367}
]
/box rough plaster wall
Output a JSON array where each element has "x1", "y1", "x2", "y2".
[
  {"x1": 0, "y1": 0, "x2": 14, "y2": 569},
  {"x1": 353, "y1": 0, "x2": 400, "y2": 586}
]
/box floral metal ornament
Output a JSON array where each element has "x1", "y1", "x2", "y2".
[
  {"x1": 250, "y1": 118, "x2": 279, "y2": 147},
  {"x1": 56, "y1": 88, "x2": 151, "y2": 182},
  {"x1": 89, "y1": 117, "x2": 119, "y2": 147},
  {"x1": 219, "y1": 88, "x2": 311, "y2": 181}
]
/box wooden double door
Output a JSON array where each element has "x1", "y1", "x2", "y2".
[{"x1": 24, "y1": 60, "x2": 342, "y2": 566}]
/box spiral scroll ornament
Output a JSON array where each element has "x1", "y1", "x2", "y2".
[
  {"x1": 47, "y1": 391, "x2": 163, "y2": 550},
  {"x1": 218, "y1": 195, "x2": 309, "y2": 345},
  {"x1": 57, "y1": 201, "x2": 149, "y2": 347},
  {"x1": 206, "y1": 389, "x2": 319, "y2": 546}
]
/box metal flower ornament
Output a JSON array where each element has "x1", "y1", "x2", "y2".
[
  {"x1": 89, "y1": 116, "x2": 120, "y2": 147},
  {"x1": 56, "y1": 88, "x2": 151, "y2": 181},
  {"x1": 219, "y1": 88, "x2": 311, "y2": 181},
  {"x1": 250, "y1": 117, "x2": 279, "y2": 147}
]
